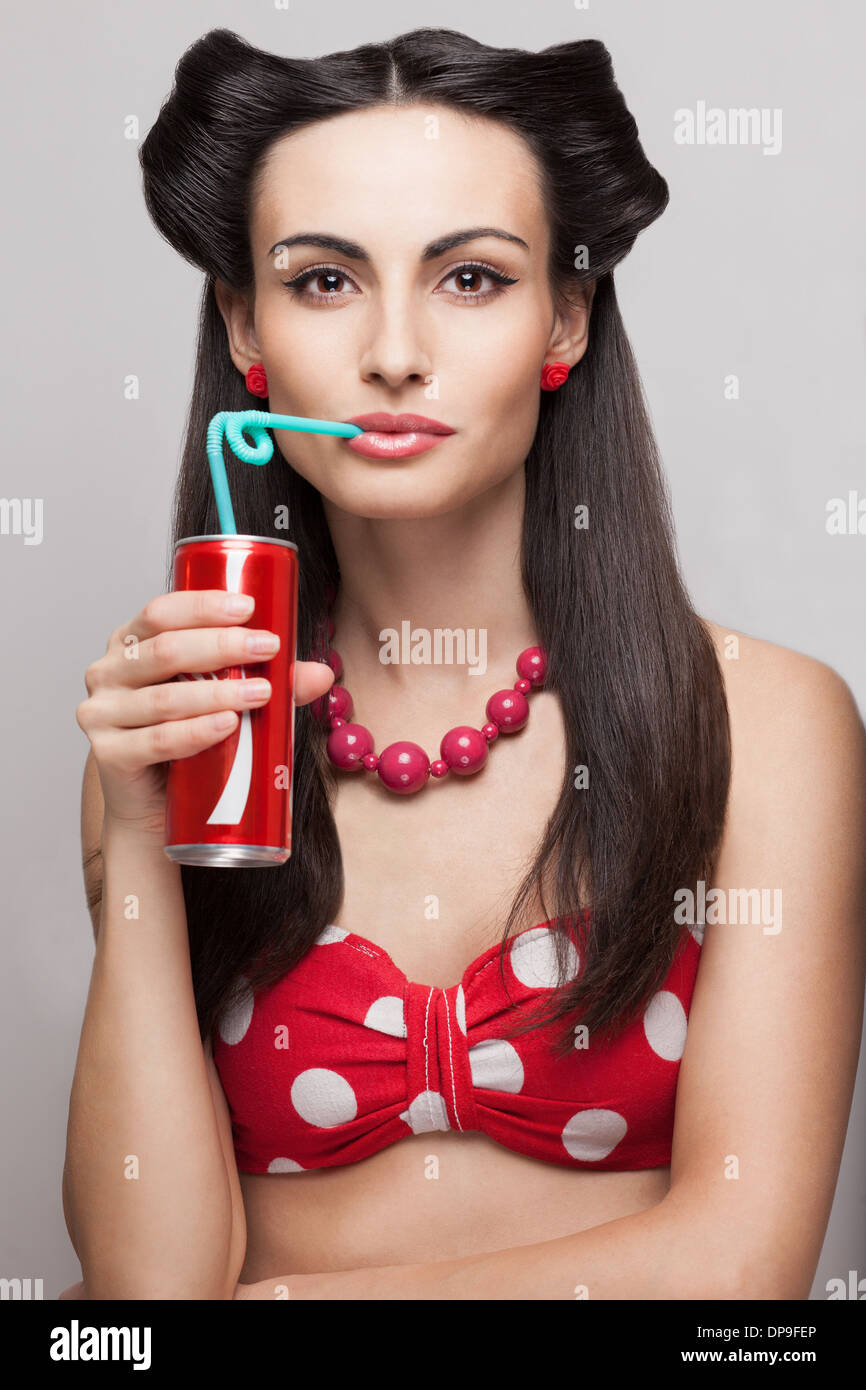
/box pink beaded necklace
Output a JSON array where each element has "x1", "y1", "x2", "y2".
[{"x1": 313, "y1": 601, "x2": 548, "y2": 795}]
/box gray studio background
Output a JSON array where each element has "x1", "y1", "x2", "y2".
[{"x1": 1, "y1": 0, "x2": 863, "y2": 1300}]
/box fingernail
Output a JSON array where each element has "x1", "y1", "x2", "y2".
[
  {"x1": 241, "y1": 680, "x2": 271, "y2": 701},
  {"x1": 225, "y1": 594, "x2": 254, "y2": 615},
  {"x1": 246, "y1": 633, "x2": 280, "y2": 653}
]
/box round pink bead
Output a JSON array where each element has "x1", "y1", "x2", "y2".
[
  {"x1": 514, "y1": 678, "x2": 531, "y2": 695},
  {"x1": 481, "y1": 722, "x2": 499, "y2": 742},
  {"x1": 486, "y1": 688, "x2": 529, "y2": 732},
  {"x1": 361, "y1": 752, "x2": 379, "y2": 770},
  {"x1": 327, "y1": 721, "x2": 373, "y2": 770},
  {"x1": 430, "y1": 759, "x2": 449, "y2": 778},
  {"x1": 376, "y1": 741, "x2": 430, "y2": 794},
  {"x1": 327, "y1": 684, "x2": 353, "y2": 721},
  {"x1": 516, "y1": 646, "x2": 547, "y2": 686},
  {"x1": 440, "y1": 725, "x2": 489, "y2": 776},
  {"x1": 328, "y1": 647, "x2": 343, "y2": 680}
]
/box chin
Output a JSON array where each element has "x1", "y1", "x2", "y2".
[
  {"x1": 316, "y1": 464, "x2": 503, "y2": 520},
  {"x1": 328, "y1": 487, "x2": 483, "y2": 521}
]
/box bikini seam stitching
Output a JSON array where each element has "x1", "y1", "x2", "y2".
[
  {"x1": 422, "y1": 986, "x2": 438, "y2": 1131},
  {"x1": 442, "y1": 991, "x2": 463, "y2": 1132}
]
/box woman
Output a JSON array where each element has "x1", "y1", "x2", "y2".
[{"x1": 62, "y1": 26, "x2": 866, "y2": 1300}]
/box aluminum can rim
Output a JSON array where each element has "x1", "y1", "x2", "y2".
[{"x1": 174, "y1": 534, "x2": 298, "y2": 552}]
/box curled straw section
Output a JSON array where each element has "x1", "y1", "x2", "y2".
[{"x1": 206, "y1": 410, "x2": 363, "y2": 534}]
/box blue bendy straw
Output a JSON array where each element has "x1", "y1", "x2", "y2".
[{"x1": 206, "y1": 409, "x2": 364, "y2": 534}]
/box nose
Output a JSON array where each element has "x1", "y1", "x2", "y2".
[{"x1": 357, "y1": 278, "x2": 434, "y2": 391}]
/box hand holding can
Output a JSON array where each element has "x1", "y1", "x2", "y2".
[
  {"x1": 164, "y1": 534, "x2": 301, "y2": 866},
  {"x1": 75, "y1": 587, "x2": 334, "y2": 842}
]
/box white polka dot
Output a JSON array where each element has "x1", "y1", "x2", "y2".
[
  {"x1": 317, "y1": 923, "x2": 350, "y2": 945},
  {"x1": 217, "y1": 979, "x2": 254, "y2": 1045},
  {"x1": 643, "y1": 990, "x2": 688, "y2": 1061},
  {"x1": 688, "y1": 920, "x2": 705, "y2": 946},
  {"x1": 400, "y1": 1090, "x2": 450, "y2": 1133},
  {"x1": 468, "y1": 1038, "x2": 524, "y2": 1093},
  {"x1": 363, "y1": 995, "x2": 406, "y2": 1037},
  {"x1": 291, "y1": 1068, "x2": 357, "y2": 1127},
  {"x1": 509, "y1": 928, "x2": 580, "y2": 990},
  {"x1": 455, "y1": 984, "x2": 466, "y2": 1035},
  {"x1": 267, "y1": 1157, "x2": 304, "y2": 1173},
  {"x1": 562, "y1": 1109, "x2": 628, "y2": 1161}
]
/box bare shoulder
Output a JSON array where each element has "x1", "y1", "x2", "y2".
[
  {"x1": 699, "y1": 614, "x2": 860, "y2": 710},
  {"x1": 697, "y1": 614, "x2": 866, "y2": 926},
  {"x1": 696, "y1": 613, "x2": 866, "y2": 960},
  {"x1": 698, "y1": 615, "x2": 866, "y2": 787}
]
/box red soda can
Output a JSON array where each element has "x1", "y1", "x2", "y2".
[{"x1": 164, "y1": 534, "x2": 298, "y2": 866}]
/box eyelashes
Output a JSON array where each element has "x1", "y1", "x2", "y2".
[{"x1": 280, "y1": 260, "x2": 519, "y2": 306}]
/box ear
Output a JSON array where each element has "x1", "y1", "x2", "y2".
[
  {"x1": 213, "y1": 280, "x2": 263, "y2": 377},
  {"x1": 545, "y1": 280, "x2": 596, "y2": 370}
]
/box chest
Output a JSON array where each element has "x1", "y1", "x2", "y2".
[{"x1": 328, "y1": 688, "x2": 569, "y2": 987}]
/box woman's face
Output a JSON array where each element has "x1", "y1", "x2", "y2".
[{"x1": 219, "y1": 103, "x2": 591, "y2": 519}]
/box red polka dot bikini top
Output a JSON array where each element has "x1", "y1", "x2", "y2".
[{"x1": 211, "y1": 917, "x2": 703, "y2": 1175}]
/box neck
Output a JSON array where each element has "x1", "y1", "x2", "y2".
[{"x1": 321, "y1": 465, "x2": 537, "y2": 697}]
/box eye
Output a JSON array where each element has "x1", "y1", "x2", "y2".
[
  {"x1": 435, "y1": 261, "x2": 519, "y2": 303},
  {"x1": 280, "y1": 260, "x2": 519, "y2": 306},
  {"x1": 280, "y1": 264, "x2": 360, "y2": 304}
]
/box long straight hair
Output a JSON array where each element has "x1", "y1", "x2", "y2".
[{"x1": 139, "y1": 26, "x2": 730, "y2": 1059}]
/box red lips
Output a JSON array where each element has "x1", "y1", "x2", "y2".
[{"x1": 345, "y1": 413, "x2": 455, "y2": 435}]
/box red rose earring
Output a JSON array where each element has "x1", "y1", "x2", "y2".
[
  {"x1": 245, "y1": 363, "x2": 269, "y2": 398},
  {"x1": 540, "y1": 361, "x2": 570, "y2": 391}
]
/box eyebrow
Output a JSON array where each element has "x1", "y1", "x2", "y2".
[{"x1": 266, "y1": 226, "x2": 529, "y2": 262}]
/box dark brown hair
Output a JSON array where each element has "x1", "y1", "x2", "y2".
[{"x1": 138, "y1": 26, "x2": 730, "y2": 1058}]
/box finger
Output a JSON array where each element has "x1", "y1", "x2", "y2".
[
  {"x1": 86, "y1": 676, "x2": 274, "y2": 731},
  {"x1": 83, "y1": 657, "x2": 332, "y2": 728},
  {"x1": 99, "y1": 624, "x2": 283, "y2": 689},
  {"x1": 98, "y1": 710, "x2": 244, "y2": 772},
  {"x1": 294, "y1": 660, "x2": 335, "y2": 708},
  {"x1": 113, "y1": 589, "x2": 258, "y2": 648}
]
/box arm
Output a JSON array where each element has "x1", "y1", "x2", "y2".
[
  {"x1": 236, "y1": 644, "x2": 866, "y2": 1300},
  {"x1": 62, "y1": 750, "x2": 247, "y2": 1300},
  {"x1": 229, "y1": 1192, "x2": 735, "y2": 1299}
]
